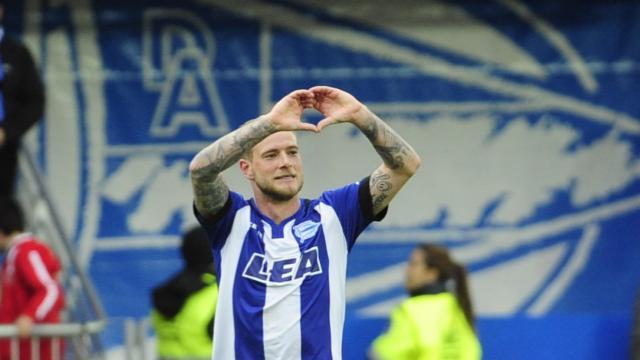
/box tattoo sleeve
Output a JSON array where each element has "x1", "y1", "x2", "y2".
[
  {"x1": 190, "y1": 117, "x2": 277, "y2": 218},
  {"x1": 358, "y1": 112, "x2": 417, "y2": 173},
  {"x1": 359, "y1": 109, "x2": 421, "y2": 215},
  {"x1": 370, "y1": 168, "x2": 393, "y2": 215}
]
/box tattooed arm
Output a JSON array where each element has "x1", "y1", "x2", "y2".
[
  {"x1": 190, "y1": 90, "x2": 318, "y2": 219},
  {"x1": 310, "y1": 86, "x2": 421, "y2": 215},
  {"x1": 190, "y1": 118, "x2": 276, "y2": 219},
  {"x1": 358, "y1": 112, "x2": 421, "y2": 215}
]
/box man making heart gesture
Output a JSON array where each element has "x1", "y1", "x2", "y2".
[{"x1": 190, "y1": 86, "x2": 421, "y2": 360}]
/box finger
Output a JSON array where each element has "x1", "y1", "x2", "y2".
[
  {"x1": 313, "y1": 92, "x2": 332, "y2": 104},
  {"x1": 316, "y1": 117, "x2": 336, "y2": 131},
  {"x1": 290, "y1": 89, "x2": 314, "y2": 100},
  {"x1": 296, "y1": 122, "x2": 319, "y2": 133},
  {"x1": 297, "y1": 93, "x2": 319, "y2": 110},
  {"x1": 290, "y1": 89, "x2": 313, "y2": 96},
  {"x1": 300, "y1": 96, "x2": 316, "y2": 108},
  {"x1": 309, "y1": 85, "x2": 335, "y2": 95}
]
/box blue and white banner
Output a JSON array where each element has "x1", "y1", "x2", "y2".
[{"x1": 8, "y1": 0, "x2": 639, "y2": 358}]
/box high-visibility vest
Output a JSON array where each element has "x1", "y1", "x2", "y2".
[
  {"x1": 151, "y1": 273, "x2": 218, "y2": 359},
  {"x1": 372, "y1": 292, "x2": 481, "y2": 360}
]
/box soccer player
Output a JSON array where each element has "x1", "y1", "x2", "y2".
[{"x1": 190, "y1": 86, "x2": 421, "y2": 359}]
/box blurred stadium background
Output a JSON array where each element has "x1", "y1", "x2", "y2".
[{"x1": 4, "y1": 0, "x2": 640, "y2": 358}]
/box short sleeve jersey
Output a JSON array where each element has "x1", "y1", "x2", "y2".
[{"x1": 195, "y1": 178, "x2": 385, "y2": 360}]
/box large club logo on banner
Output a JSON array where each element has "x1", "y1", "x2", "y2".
[
  {"x1": 26, "y1": 0, "x2": 640, "y2": 347},
  {"x1": 142, "y1": 9, "x2": 229, "y2": 138}
]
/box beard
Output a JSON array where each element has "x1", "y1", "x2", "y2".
[{"x1": 256, "y1": 177, "x2": 304, "y2": 202}]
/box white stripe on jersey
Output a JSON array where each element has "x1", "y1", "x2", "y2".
[
  {"x1": 27, "y1": 251, "x2": 59, "y2": 320},
  {"x1": 262, "y1": 220, "x2": 303, "y2": 360},
  {"x1": 318, "y1": 203, "x2": 349, "y2": 360},
  {"x1": 213, "y1": 205, "x2": 252, "y2": 360}
]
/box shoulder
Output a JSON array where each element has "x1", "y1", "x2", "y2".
[
  {"x1": 15, "y1": 238, "x2": 57, "y2": 262},
  {"x1": 13, "y1": 236, "x2": 38, "y2": 252},
  {"x1": 1, "y1": 36, "x2": 31, "y2": 58},
  {"x1": 225, "y1": 192, "x2": 253, "y2": 221},
  {"x1": 224, "y1": 191, "x2": 251, "y2": 214},
  {"x1": 318, "y1": 179, "x2": 364, "y2": 204},
  {"x1": 195, "y1": 190, "x2": 249, "y2": 226},
  {"x1": 403, "y1": 293, "x2": 457, "y2": 311},
  {"x1": 25, "y1": 238, "x2": 52, "y2": 253}
]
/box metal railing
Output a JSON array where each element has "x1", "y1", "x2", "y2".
[
  {"x1": 124, "y1": 317, "x2": 150, "y2": 360},
  {"x1": 0, "y1": 322, "x2": 105, "y2": 360},
  {"x1": 0, "y1": 147, "x2": 107, "y2": 359}
]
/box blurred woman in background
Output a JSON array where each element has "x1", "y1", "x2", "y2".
[{"x1": 370, "y1": 244, "x2": 481, "y2": 360}]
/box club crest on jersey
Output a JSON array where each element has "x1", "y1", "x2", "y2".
[
  {"x1": 292, "y1": 220, "x2": 321, "y2": 244},
  {"x1": 242, "y1": 247, "x2": 322, "y2": 285}
]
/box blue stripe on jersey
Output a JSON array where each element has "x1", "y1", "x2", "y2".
[
  {"x1": 320, "y1": 181, "x2": 369, "y2": 251},
  {"x1": 298, "y1": 203, "x2": 332, "y2": 358},
  {"x1": 210, "y1": 205, "x2": 252, "y2": 360},
  {"x1": 233, "y1": 223, "x2": 266, "y2": 359}
]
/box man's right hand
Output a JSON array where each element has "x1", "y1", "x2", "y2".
[
  {"x1": 0, "y1": 128, "x2": 5, "y2": 146},
  {"x1": 15, "y1": 315, "x2": 34, "y2": 338},
  {"x1": 267, "y1": 90, "x2": 318, "y2": 132}
]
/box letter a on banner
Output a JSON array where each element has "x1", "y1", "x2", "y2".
[{"x1": 150, "y1": 48, "x2": 229, "y2": 137}]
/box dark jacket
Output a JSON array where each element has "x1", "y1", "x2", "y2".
[
  {"x1": 152, "y1": 269, "x2": 216, "y2": 339},
  {"x1": 0, "y1": 35, "x2": 45, "y2": 196}
]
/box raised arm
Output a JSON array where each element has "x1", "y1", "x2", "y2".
[
  {"x1": 311, "y1": 86, "x2": 421, "y2": 216},
  {"x1": 190, "y1": 90, "x2": 317, "y2": 219},
  {"x1": 357, "y1": 110, "x2": 421, "y2": 215}
]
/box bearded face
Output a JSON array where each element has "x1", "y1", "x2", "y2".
[{"x1": 241, "y1": 132, "x2": 304, "y2": 202}]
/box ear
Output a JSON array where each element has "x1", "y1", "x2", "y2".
[{"x1": 239, "y1": 159, "x2": 254, "y2": 180}]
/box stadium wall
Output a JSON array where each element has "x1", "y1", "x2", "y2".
[{"x1": 6, "y1": 0, "x2": 639, "y2": 358}]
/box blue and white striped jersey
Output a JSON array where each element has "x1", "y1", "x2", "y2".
[{"x1": 195, "y1": 178, "x2": 385, "y2": 360}]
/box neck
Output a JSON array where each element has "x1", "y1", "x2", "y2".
[
  {"x1": 253, "y1": 193, "x2": 301, "y2": 224},
  {"x1": 408, "y1": 281, "x2": 447, "y2": 297},
  {"x1": 1, "y1": 231, "x2": 24, "y2": 251}
]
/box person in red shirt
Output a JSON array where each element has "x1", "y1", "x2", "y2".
[{"x1": 0, "y1": 197, "x2": 64, "y2": 360}]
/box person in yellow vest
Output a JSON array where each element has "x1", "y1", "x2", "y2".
[
  {"x1": 370, "y1": 244, "x2": 481, "y2": 360},
  {"x1": 151, "y1": 226, "x2": 218, "y2": 360}
]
